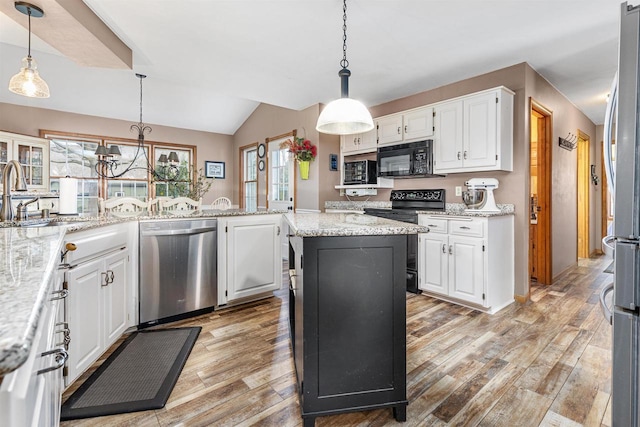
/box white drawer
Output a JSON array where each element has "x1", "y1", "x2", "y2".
[
  {"x1": 418, "y1": 216, "x2": 447, "y2": 234},
  {"x1": 449, "y1": 219, "x2": 484, "y2": 237},
  {"x1": 65, "y1": 224, "x2": 128, "y2": 264}
]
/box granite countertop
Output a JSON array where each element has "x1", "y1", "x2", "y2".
[
  {"x1": 285, "y1": 212, "x2": 427, "y2": 237},
  {"x1": 0, "y1": 208, "x2": 284, "y2": 376},
  {"x1": 0, "y1": 227, "x2": 65, "y2": 375},
  {"x1": 324, "y1": 201, "x2": 515, "y2": 217}
]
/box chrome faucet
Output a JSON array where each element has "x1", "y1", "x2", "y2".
[{"x1": 1, "y1": 160, "x2": 28, "y2": 221}]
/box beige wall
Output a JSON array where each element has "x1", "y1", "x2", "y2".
[
  {"x1": 523, "y1": 65, "x2": 598, "y2": 279},
  {"x1": 232, "y1": 103, "x2": 341, "y2": 211},
  {"x1": 0, "y1": 103, "x2": 233, "y2": 204}
]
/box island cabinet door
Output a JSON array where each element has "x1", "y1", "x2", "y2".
[{"x1": 300, "y1": 235, "x2": 407, "y2": 416}]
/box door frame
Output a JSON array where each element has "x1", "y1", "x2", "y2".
[
  {"x1": 529, "y1": 99, "x2": 553, "y2": 287},
  {"x1": 265, "y1": 129, "x2": 297, "y2": 211},
  {"x1": 577, "y1": 129, "x2": 590, "y2": 258}
]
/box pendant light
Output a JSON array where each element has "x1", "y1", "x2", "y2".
[
  {"x1": 94, "y1": 73, "x2": 181, "y2": 181},
  {"x1": 316, "y1": 0, "x2": 373, "y2": 135},
  {"x1": 8, "y1": 2, "x2": 50, "y2": 98}
]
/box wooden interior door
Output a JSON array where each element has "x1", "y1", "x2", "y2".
[
  {"x1": 529, "y1": 100, "x2": 552, "y2": 287},
  {"x1": 577, "y1": 130, "x2": 590, "y2": 258}
]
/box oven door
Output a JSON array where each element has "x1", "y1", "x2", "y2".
[{"x1": 377, "y1": 146, "x2": 414, "y2": 177}]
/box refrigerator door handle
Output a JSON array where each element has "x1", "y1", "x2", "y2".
[
  {"x1": 603, "y1": 72, "x2": 618, "y2": 195},
  {"x1": 599, "y1": 282, "x2": 615, "y2": 325}
]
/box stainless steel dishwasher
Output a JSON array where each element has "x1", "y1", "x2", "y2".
[{"x1": 139, "y1": 218, "x2": 217, "y2": 326}]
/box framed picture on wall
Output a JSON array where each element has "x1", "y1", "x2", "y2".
[{"x1": 205, "y1": 161, "x2": 225, "y2": 179}]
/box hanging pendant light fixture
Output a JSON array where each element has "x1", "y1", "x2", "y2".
[
  {"x1": 8, "y1": 2, "x2": 50, "y2": 98},
  {"x1": 316, "y1": 0, "x2": 373, "y2": 135},
  {"x1": 94, "y1": 73, "x2": 181, "y2": 181}
]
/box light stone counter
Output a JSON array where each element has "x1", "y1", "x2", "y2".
[
  {"x1": 417, "y1": 203, "x2": 515, "y2": 217},
  {"x1": 0, "y1": 227, "x2": 65, "y2": 375},
  {"x1": 285, "y1": 212, "x2": 427, "y2": 237},
  {"x1": 0, "y1": 208, "x2": 284, "y2": 375}
]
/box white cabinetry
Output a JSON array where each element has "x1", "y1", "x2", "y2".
[
  {"x1": 433, "y1": 87, "x2": 513, "y2": 173},
  {"x1": 218, "y1": 214, "x2": 282, "y2": 305},
  {"x1": 0, "y1": 131, "x2": 50, "y2": 191},
  {"x1": 341, "y1": 128, "x2": 377, "y2": 154},
  {"x1": 0, "y1": 268, "x2": 66, "y2": 427},
  {"x1": 64, "y1": 224, "x2": 131, "y2": 386},
  {"x1": 376, "y1": 106, "x2": 434, "y2": 146},
  {"x1": 418, "y1": 215, "x2": 514, "y2": 314}
]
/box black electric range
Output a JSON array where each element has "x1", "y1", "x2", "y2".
[{"x1": 364, "y1": 189, "x2": 446, "y2": 294}]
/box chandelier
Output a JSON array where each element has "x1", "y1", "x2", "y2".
[
  {"x1": 94, "y1": 73, "x2": 181, "y2": 181},
  {"x1": 8, "y1": 2, "x2": 50, "y2": 98},
  {"x1": 316, "y1": 0, "x2": 373, "y2": 135}
]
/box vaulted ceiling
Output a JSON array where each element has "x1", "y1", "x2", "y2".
[{"x1": 0, "y1": 0, "x2": 621, "y2": 135}]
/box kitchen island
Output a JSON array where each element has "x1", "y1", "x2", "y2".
[{"x1": 285, "y1": 212, "x2": 426, "y2": 426}]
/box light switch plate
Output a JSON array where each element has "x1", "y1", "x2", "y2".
[{"x1": 455, "y1": 186, "x2": 462, "y2": 196}]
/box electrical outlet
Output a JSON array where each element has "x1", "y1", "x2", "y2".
[{"x1": 455, "y1": 186, "x2": 462, "y2": 196}]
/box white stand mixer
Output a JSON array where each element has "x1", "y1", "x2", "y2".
[{"x1": 464, "y1": 178, "x2": 501, "y2": 212}]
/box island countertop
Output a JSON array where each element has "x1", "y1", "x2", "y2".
[
  {"x1": 0, "y1": 208, "x2": 284, "y2": 375},
  {"x1": 285, "y1": 212, "x2": 427, "y2": 237}
]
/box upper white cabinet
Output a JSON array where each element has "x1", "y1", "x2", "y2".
[
  {"x1": 376, "y1": 106, "x2": 434, "y2": 146},
  {"x1": 218, "y1": 214, "x2": 282, "y2": 306},
  {"x1": 433, "y1": 87, "x2": 513, "y2": 174},
  {"x1": 341, "y1": 128, "x2": 377, "y2": 154},
  {"x1": 0, "y1": 131, "x2": 50, "y2": 191}
]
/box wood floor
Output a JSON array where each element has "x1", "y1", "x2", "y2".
[{"x1": 61, "y1": 256, "x2": 613, "y2": 427}]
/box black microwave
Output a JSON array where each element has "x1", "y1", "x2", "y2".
[
  {"x1": 377, "y1": 140, "x2": 440, "y2": 178},
  {"x1": 343, "y1": 160, "x2": 377, "y2": 185}
]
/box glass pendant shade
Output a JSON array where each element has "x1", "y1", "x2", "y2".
[
  {"x1": 8, "y1": 56, "x2": 50, "y2": 98},
  {"x1": 316, "y1": 97, "x2": 374, "y2": 135}
]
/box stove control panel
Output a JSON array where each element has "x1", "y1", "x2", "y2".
[{"x1": 391, "y1": 189, "x2": 445, "y2": 202}]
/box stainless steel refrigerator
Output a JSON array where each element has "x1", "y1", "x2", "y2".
[{"x1": 601, "y1": 3, "x2": 640, "y2": 425}]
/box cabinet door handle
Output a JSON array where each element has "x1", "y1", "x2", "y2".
[
  {"x1": 277, "y1": 226, "x2": 281, "y2": 236},
  {"x1": 101, "y1": 272, "x2": 109, "y2": 286},
  {"x1": 353, "y1": 137, "x2": 358, "y2": 145},
  {"x1": 397, "y1": 126, "x2": 401, "y2": 134},
  {"x1": 404, "y1": 125, "x2": 408, "y2": 133},
  {"x1": 448, "y1": 245, "x2": 453, "y2": 255},
  {"x1": 442, "y1": 244, "x2": 446, "y2": 254},
  {"x1": 37, "y1": 348, "x2": 68, "y2": 375},
  {"x1": 50, "y1": 289, "x2": 68, "y2": 301},
  {"x1": 463, "y1": 151, "x2": 468, "y2": 159},
  {"x1": 457, "y1": 151, "x2": 461, "y2": 160}
]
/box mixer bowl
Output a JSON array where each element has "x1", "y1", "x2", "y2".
[{"x1": 462, "y1": 189, "x2": 486, "y2": 209}]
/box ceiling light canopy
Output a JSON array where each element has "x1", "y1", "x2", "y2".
[
  {"x1": 8, "y1": 2, "x2": 50, "y2": 99},
  {"x1": 316, "y1": 0, "x2": 373, "y2": 135}
]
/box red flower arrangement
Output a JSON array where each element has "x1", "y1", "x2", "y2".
[{"x1": 280, "y1": 137, "x2": 317, "y2": 162}]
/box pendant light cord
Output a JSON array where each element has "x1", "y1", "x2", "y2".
[
  {"x1": 27, "y1": 7, "x2": 32, "y2": 59},
  {"x1": 341, "y1": 0, "x2": 348, "y2": 69}
]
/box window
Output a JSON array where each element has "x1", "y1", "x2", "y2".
[
  {"x1": 45, "y1": 131, "x2": 195, "y2": 213},
  {"x1": 270, "y1": 147, "x2": 290, "y2": 203},
  {"x1": 242, "y1": 146, "x2": 257, "y2": 211}
]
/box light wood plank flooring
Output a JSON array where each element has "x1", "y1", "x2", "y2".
[{"x1": 61, "y1": 256, "x2": 613, "y2": 426}]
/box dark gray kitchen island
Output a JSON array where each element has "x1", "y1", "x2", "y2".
[{"x1": 285, "y1": 212, "x2": 426, "y2": 426}]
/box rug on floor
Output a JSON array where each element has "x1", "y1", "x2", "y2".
[{"x1": 60, "y1": 326, "x2": 201, "y2": 421}]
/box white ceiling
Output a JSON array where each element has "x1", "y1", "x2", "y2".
[{"x1": 0, "y1": 0, "x2": 623, "y2": 135}]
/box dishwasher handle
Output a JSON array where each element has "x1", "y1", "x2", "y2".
[{"x1": 140, "y1": 226, "x2": 217, "y2": 237}]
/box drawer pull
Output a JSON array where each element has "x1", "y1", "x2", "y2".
[
  {"x1": 459, "y1": 226, "x2": 471, "y2": 230},
  {"x1": 38, "y1": 348, "x2": 68, "y2": 375},
  {"x1": 50, "y1": 289, "x2": 68, "y2": 301},
  {"x1": 427, "y1": 224, "x2": 438, "y2": 227}
]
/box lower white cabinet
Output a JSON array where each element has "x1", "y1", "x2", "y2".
[
  {"x1": 64, "y1": 224, "x2": 131, "y2": 387},
  {"x1": 0, "y1": 269, "x2": 66, "y2": 427},
  {"x1": 418, "y1": 215, "x2": 514, "y2": 314},
  {"x1": 218, "y1": 214, "x2": 282, "y2": 305}
]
